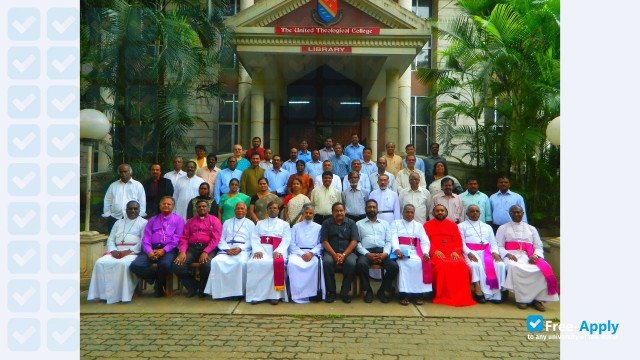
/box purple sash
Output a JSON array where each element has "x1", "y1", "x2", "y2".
[
  {"x1": 466, "y1": 243, "x2": 499, "y2": 290},
  {"x1": 505, "y1": 241, "x2": 559, "y2": 296}
]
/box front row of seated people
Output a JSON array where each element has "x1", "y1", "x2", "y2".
[{"x1": 88, "y1": 197, "x2": 558, "y2": 311}]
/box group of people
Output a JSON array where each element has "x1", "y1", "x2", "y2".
[{"x1": 88, "y1": 136, "x2": 558, "y2": 310}]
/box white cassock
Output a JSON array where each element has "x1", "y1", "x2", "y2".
[
  {"x1": 459, "y1": 220, "x2": 507, "y2": 301},
  {"x1": 391, "y1": 219, "x2": 432, "y2": 294},
  {"x1": 496, "y1": 222, "x2": 559, "y2": 303},
  {"x1": 287, "y1": 221, "x2": 325, "y2": 303},
  {"x1": 368, "y1": 189, "x2": 401, "y2": 224},
  {"x1": 173, "y1": 175, "x2": 205, "y2": 221},
  {"x1": 246, "y1": 217, "x2": 291, "y2": 302},
  {"x1": 204, "y1": 217, "x2": 254, "y2": 299},
  {"x1": 87, "y1": 216, "x2": 148, "y2": 304}
]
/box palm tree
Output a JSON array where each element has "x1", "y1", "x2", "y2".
[{"x1": 80, "y1": 0, "x2": 230, "y2": 173}]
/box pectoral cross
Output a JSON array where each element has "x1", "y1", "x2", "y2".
[{"x1": 441, "y1": 239, "x2": 447, "y2": 247}]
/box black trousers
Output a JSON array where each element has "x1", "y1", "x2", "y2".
[
  {"x1": 346, "y1": 214, "x2": 365, "y2": 222},
  {"x1": 313, "y1": 214, "x2": 332, "y2": 226},
  {"x1": 356, "y1": 247, "x2": 399, "y2": 293},
  {"x1": 322, "y1": 252, "x2": 358, "y2": 295},
  {"x1": 129, "y1": 246, "x2": 177, "y2": 290},
  {"x1": 170, "y1": 244, "x2": 216, "y2": 292}
]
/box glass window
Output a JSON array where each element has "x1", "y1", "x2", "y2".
[
  {"x1": 412, "y1": 40, "x2": 431, "y2": 70},
  {"x1": 218, "y1": 94, "x2": 238, "y2": 153},
  {"x1": 412, "y1": 0, "x2": 432, "y2": 19},
  {"x1": 411, "y1": 96, "x2": 431, "y2": 156}
]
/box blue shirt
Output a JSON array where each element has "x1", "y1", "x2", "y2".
[
  {"x1": 342, "y1": 187, "x2": 368, "y2": 216},
  {"x1": 220, "y1": 157, "x2": 251, "y2": 172},
  {"x1": 214, "y1": 168, "x2": 242, "y2": 203},
  {"x1": 297, "y1": 150, "x2": 312, "y2": 163},
  {"x1": 264, "y1": 168, "x2": 290, "y2": 196},
  {"x1": 329, "y1": 154, "x2": 351, "y2": 179},
  {"x1": 459, "y1": 190, "x2": 492, "y2": 223},
  {"x1": 361, "y1": 160, "x2": 377, "y2": 177},
  {"x1": 342, "y1": 172, "x2": 371, "y2": 194},
  {"x1": 355, "y1": 218, "x2": 392, "y2": 255},
  {"x1": 344, "y1": 143, "x2": 364, "y2": 162},
  {"x1": 305, "y1": 160, "x2": 323, "y2": 180},
  {"x1": 489, "y1": 190, "x2": 527, "y2": 226},
  {"x1": 281, "y1": 160, "x2": 298, "y2": 176},
  {"x1": 403, "y1": 157, "x2": 426, "y2": 174}
]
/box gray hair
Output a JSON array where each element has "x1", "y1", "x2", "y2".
[
  {"x1": 302, "y1": 203, "x2": 315, "y2": 214},
  {"x1": 402, "y1": 203, "x2": 415, "y2": 213}
]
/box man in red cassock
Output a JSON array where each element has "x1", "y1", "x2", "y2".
[{"x1": 423, "y1": 204, "x2": 476, "y2": 307}]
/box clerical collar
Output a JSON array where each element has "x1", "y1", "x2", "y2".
[{"x1": 199, "y1": 216, "x2": 205, "y2": 220}]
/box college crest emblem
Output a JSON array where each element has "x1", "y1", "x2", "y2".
[{"x1": 312, "y1": 0, "x2": 343, "y2": 27}]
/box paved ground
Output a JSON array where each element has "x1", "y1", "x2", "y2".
[{"x1": 81, "y1": 314, "x2": 560, "y2": 359}]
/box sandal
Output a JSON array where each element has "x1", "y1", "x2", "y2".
[
  {"x1": 399, "y1": 298, "x2": 409, "y2": 306},
  {"x1": 414, "y1": 298, "x2": 424, "y2": 305}
]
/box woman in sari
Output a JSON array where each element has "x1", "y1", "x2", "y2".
[
  {"x1": 283, "y1": 178, "x2": 311, "y2": 226},
  {"x1": 286, "y1": 160, "x2": 314, "y2": 197},
  {"x1": 218, "y1": 178, "x2": 251, "y2": 224},
  {"x1": 186, "y1": 182, "x2": 219, "y2": 219},
  {"x1": 427, "y1": 161, "x2": 463, "y2": 196},
  {"x1": 249, "y1": 177, "x2": 282, "y2": 222}
]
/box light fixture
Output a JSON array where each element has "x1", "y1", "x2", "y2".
[{"x1": 546, "y1": 116, "x2": 560, "y2": 146}]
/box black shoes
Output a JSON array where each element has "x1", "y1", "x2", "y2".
[
  {"x1": 340, "y1": 290, "x2": 352, "y2": 304},
  {"x1": 364, "y1": 289, "x2": 373, "y2": 303},
  {"x1": 376, "y1": 290, "x2": 390, "y2": 304},
  {"x1": 473, "y1": 293, "x2": 486, "y2": 304},
  {"x1": 153, "y1": 283, "x2": 165, "y2": 298},
  {"x1": 325, "y1": 292, "x2": 336, "y2": 303},
  {"x1": 185, "y1": 287, "x2": 198, "y2": 298}
]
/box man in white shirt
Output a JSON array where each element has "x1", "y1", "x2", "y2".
[
  {"x1": 368, "y1": 175, "x2": 400, "y2": 224},
  {"x1": 396, "y1": 155, "x2": 427, "y2": 193},
  {"x1": 287, "y1": 204, "x2": 324, "y2": 303},
  {"x1": 246, "y1": 201, "x2": 291, "y2": 304},
  {"x1": 341, "y1": 159, "x2": 371, "y2": 194},
  {"x1": 164, "y1": 157, "x2": 186, "y2": 185},
  {"x1": 314, "y1": 161, "x2": 342, "y2": 192},
  {"x1": 458, "y1": 205, "x2": 506, "y2": 303},
  {"x1": 103, "y1": 164, "x2": 147, "y2": 232},
  {"x1": 173, "y1": 161, "x2": 205, "y2": 221},
  {"x1": 370, "y1": 157, "x2": 397, "y2": 192},
  {"x1": 204, "y1": 202, "x2": 255, "y2": 300},
  {"x1": 398, "y1": 173, "x2": 431, "y2": 224}
]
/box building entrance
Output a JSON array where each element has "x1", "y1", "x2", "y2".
[{"x1": 282, "y1": 65, "x2": 363, "y2": 153}]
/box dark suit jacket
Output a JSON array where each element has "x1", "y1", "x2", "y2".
[{"x1": 143, "y1": 177, "x2": 174, "y2": 217}]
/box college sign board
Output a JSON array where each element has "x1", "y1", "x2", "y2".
[{"x1": 275, "y1": 27, "x2": 380, "y2": 35}]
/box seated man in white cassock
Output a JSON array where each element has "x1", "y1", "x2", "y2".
[
  {"x1": 391, "y1": 204, "x2": 432, "y2": 305},
  {"x1": 496, "y1": 205, "x2": 559, "y2": 312},
  {"x1": 87, "y1": 201, "x2": 147, "y2": 304},
  {"x1": 246, "y1": 200, "x2": 291, "y2": 304},
  {"x1": 288, "y1": 203, "x2": 325, "y2": 303},
  {"x1": 458, "y1": 204, "x2": 506, "y2": 304},
  {"x1": 204, "y1": 202, "x2": 254, "y2": 300}
]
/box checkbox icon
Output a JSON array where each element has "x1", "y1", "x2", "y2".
[
  {"x1": 9, "y1": 47, "x2": 40, "y2": 79},
  {"x1": 47, "y1": 241, "x2": 78, "y2": 274},
  {"x1": 47, "y1": 124, "x2": 79, "y2": 157},
  {"x1": 8, "y1": 318, "x2": 40, "y2": 351},
  {"x1": 527, "y1": 315, "x2": 544, "y2": 332},
  {"x1": 47, "y1": 86, "x2": 79, "y2": 118},
  {"x1": 8, "y1": 125, "x2": 41, "y2": 157},
  {"x1": 47, "y1": 164, "x2": 78, "y2": 196},
  {"x1": 8, "y1": 8, "x2": 41, "y2": 41},
  {"x1": 8, "y1": 163, "x2": 41, "y2": 196},
  {"x1": 8, "y1": 202, "x2": 40, "y2": 235},
  {"x1": 8, "y1": 279, "x2": 40, "y2": 312},
  {"x1": 8, "y1": 86, "x2": 40, "y2": 119},
  {"x1": 47, "y1": 8, "x2": 78, "y2": 41},
  {"x1": 47, "y1": 203, "x2": 78, "y2": 235},
  {"x1": 47, "y1": 318, "x2": 79, "y2": 351},
  {"x1": 8, "y1": 241, "x2": 40, "y2": 274},
  {"x1": 47, "y1": 47, "x2": 78, "y2": 79},
  {"x1": 47, "y1": 280, "x2": 79, "y2": 312}
]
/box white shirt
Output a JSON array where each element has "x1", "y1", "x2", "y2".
[
  {"x1": 251, "y1": 217, "x2": 291, "y2": 257},
  {"x1": 458, "y1": 220, "x2": 498, "y2": 255},
  {"x1": 173, "y1": 175, "x2": 205, "y2": 220},
  {"x1": 259, "y1": 160, "x2": 273, "y2": 171},
  {"x1": 218, "y1": 217, "x2": 254, "y2": 252},
  {"x1": 164, "y1": 170, "x2": 187, "y2": 185},
  {"x1": 103, "y1": 179, "x2": 147, "y2": 219},
  {"x1": 314, "y1": 174, "x2": 342, "y2": 192},
  {"x1": 398, "y1": 187, "x2": 431, "y2": 224},
  {"x1": 396, "y1": 168, "x2": 427, "y2": 194}
]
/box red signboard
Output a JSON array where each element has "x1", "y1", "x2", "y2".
[
  {"x1": 275, "y1": 27, "x2": 380, "y2": 35},
  {"x1": 301, "y1": 46, "x2": 352, "y2": 53}
]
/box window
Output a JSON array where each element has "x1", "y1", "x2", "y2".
[
  {"x1": 411, "y1": 40, "x2": 431, "y2": 70},
  {"x1": 412, "y1": 0, "x2": 431, "y2": 19},
  {"x1": 221, "y1": 0, "x2": 239, "y2": 18},
  {"x1": 218, "y1": 94, "x2": 238, "y2": 153},
  {"x1": 411, "y1": 96, "x2": 431, "y2": 156}
]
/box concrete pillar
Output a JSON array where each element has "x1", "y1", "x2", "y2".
[
  {"x1": 368, "y1": 101, "x2": 379, "y2": 160},
  {"x1": 398, "y1": 67, "x2": 411, "y2": 151},
  {"x1": 270, "y1": 99, "x2": 280, "y2": 155},
  {"x1": 385, "y1": 69, "x2": 399, "y2": 147},
  {"x1": 250, "y1": 70, "x2": 264, "y2": 142},
  {"x1": 398, "y1": 0, "x2": 412, "y2": 151},
  {"x1": 240, "y1": 0, "x2": 254, "y2": 10},
  {"x1": 238, "y1": 64, "x2": 252, "y2": 149}
]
